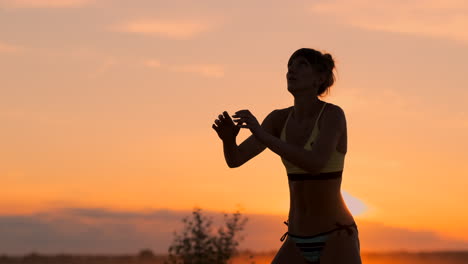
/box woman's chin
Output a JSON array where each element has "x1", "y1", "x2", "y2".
[
  {"x1": 287, "y1": 84, "x2": 299, "y2": 91},
  {"x1": 287, "y1": 85, "x2": 309, "y2": 95}
]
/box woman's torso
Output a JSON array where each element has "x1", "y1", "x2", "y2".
[{"x1": 273, "y1": 100, "x2": 355, "y2": 235}]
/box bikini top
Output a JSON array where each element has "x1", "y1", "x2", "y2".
[{"x1": 280, "y1": 102, "x2": 346, "y2": 180}]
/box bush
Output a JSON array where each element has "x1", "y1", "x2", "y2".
[
  {"x1": 164, "y1": 207, "x2": 248, "y2": 264},
  {"x1": 139, "y1": 248, "x2": 155, "y2": 259}
]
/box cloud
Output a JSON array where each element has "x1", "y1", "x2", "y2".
[
  {"x1": 309, "y1": 0, "x2": 468, "y2": 43},
  {"x1": 110, "y1": 19, "x2": 214, "y2": 39},
  {"x1": 1, "y1": 207, "x2": 467, "y2": 255},
  {"x1": 0, "y1": 42, "x2": 23, "y2": 53},
  {"x1": 0, "y1": 0, "x2": 93, "y2": 8},
  {"x1": 167, "y1": 64, "x2": 224, "y2": 78},
  {"x1": 0, "y1": 108, "x2": 74, "y2": 126},
  {"x1": 86, "y1": 56, "x2": 118, "y2": 79},
  {"x1": 87, "y1": 57, "x2": 222, "y2": 79},
  {"x1": 85, "y1": 56, "x2": 221, "y2": 79},
  {"x1": 144, "y1": 59, "x2": 161, "y2": 68},
  {"x1": 143, "y1": 59, "x2": 223, "y2": 78},
  {"x1": 358, "y1": 220, "x2": 468, "y2": 252}
]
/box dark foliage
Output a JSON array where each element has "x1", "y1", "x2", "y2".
[{"x1": 164, "y1": 207, "x2": 248, "y2": 264}]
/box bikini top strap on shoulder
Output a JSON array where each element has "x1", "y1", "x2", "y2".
[{"x1": 314, "y1": 102, "x2": 327, "y2": 129}]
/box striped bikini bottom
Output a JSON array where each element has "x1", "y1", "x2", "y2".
[{"x1": 280, "y1": 220, "x2": 359, "y2": 263}]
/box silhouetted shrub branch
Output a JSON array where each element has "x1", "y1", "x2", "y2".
[{"x1": 164, "y1": 207, "x2": 248, "y2": 264}]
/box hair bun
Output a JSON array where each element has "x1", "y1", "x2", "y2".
[{"x1": 322, "y1": 53, "x2": 335, "y2": 71}]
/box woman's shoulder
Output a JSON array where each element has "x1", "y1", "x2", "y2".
[
  {"x1": 324, "y1": 102, "x2": 345, "y2": 119},
  {"x1": 274, "y1": 106, "x2": 293, "y2": 115},
  {"x1": 273, "y1": 102, "x2": 340, "y2": 115},
  {"x1": 268, "y1": 102, "x2": 344, "y2": 127},
  {"x1": 270, "y1": 106, "x2": 292, "y2": 121},
  {"x1": 321, "y1": 102, "x2": 347, "y2": 135},
  {"x1": 326, "y1": 101, "x2": 345, "y2": 110},
  {"x1": 267, "y1": 107, "x2": 292, "y2": 137}
]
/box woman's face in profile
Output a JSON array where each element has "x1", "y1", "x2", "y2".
[{"x1": 286, "y1": 55, "x2": 322, "y2": 94}]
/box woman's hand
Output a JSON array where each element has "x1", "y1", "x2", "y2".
[
  {"x1": 212, "y1": 111, "x2": 240, "y2": 142},
  {"x1": 232, "y1": 109, "x2": 263, "y2": 136}
]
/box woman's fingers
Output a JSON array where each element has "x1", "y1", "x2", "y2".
[
  {"x1": 214, "y1": 115, "x2": 231, "y2": 127},
  {"x1": 233, "y1": 117, "x2": 248, "y2": 123},
  {"x1": 223, "y1": 111, "x2": 231, "y2": 121},
  {"x1": 215, "y1": 111, "x2": 230, "y2": 123},
  {"x1": 212, "y1": 111, "x2": 249, "y2": 132},
  {"x1": 214, "y1": 111, "x2": 239, "y2": 127},
  {"x1": 234, "y1": 110, "x2": 250, "y2": 116}
]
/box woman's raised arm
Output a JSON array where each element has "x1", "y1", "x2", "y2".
[
  {"x1": 213, "y1": 110, "x2": 277, "y2": 168},
  {"x1": 229, "y1": 110, "x2": 277, "y2": 168}
]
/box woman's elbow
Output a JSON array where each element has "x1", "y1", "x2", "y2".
[{"x1": 227, "y1": 160, "x2": 241, "y2": 168}]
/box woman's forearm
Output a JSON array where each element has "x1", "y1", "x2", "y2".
[{"x1": 222, "y1": 138, "x2": 240, "y2": 168}]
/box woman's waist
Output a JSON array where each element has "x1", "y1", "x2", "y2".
[
  {"x1": 289, "y1": 192, "x2": 343, "y2": 208},
  {"x1": 288, "y1": 203, "x2": 351, "y2": 218},
  {"x1": 286, "y1": 211, "x2": 356, "y2": 236}
]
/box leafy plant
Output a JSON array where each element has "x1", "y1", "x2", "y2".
[
  {"x1": 164, "y1": 207, "x2": 248, "y2": 264},
  {"x1": 138, "y1": 248, "x2": 155, "y2": 259}
]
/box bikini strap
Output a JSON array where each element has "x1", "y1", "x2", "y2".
[
  {"x1": 280, "y1": 220, "x2": 289, "y2": 242},
  {"x1": 280, "y1": 108, "x2": 293, "y2": 141},
  {"x1": 282, "y1": 103, "x2": 326, "y2": 140},
  {"x1": 280, "y1": 220, "x2": 356, "y2": 241},
  {"x1": 335, "y1": 222, "x2": 357, "y2": 236},
  {"x1": 313, "y1": 102, "x2": 327, "y2": 129}
]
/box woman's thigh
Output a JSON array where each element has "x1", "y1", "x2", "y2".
[
  {"x1": 319, "y1": 228, "x2": 362, "y2": 264},
  {"x1": 271, "y1": 237, "x2": 309, "y2": 264}
]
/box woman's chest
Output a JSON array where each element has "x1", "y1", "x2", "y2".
[
  {"x1": 276, "y1": 109, "x2": 321, "y2": 147},
  {"x1": 275, "y1": 107, "x2": 347, "y2": 153},
  {"x1": 285, "y1": 120, "x2": 318, "y2": 147}
]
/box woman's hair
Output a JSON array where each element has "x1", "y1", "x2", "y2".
[{"x1": 289, "y1": 48, "x2": 336, "y2": 97}]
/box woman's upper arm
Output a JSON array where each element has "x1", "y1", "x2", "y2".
[
  {"x1": 235, "y1": 110, "x2": 278, "y2": 166},
  {"x1": 310, "y1": 105, "x2": 346, "y2": 171}
]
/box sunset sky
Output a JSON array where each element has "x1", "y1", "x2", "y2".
[{"x1": 1, "y1": 0, "x2": 468, "y2": 255}]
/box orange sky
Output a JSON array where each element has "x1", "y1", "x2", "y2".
[{"x1": 1, "y1": 0, "x2": 468, "y2": 254}]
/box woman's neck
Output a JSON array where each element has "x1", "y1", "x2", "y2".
[{"x1": 292, "y1": 96, "x2": 323, "y2": 123}]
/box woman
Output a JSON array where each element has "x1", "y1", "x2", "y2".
[{"x1": 212, "y1": 48, "x2": 362, "y2": 264}]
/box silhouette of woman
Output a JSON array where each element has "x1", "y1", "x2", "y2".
[{"x1": 212, "y1": 48, "x2": 362, "y2": 264}]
